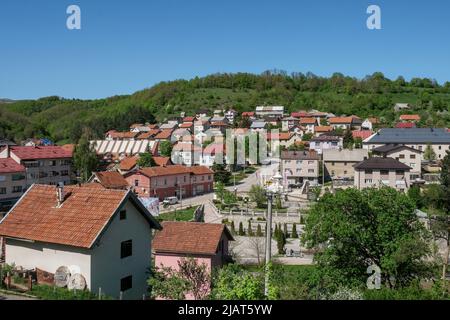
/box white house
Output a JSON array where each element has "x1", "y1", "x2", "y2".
[{"x1": 0, "y1": 184, "x2": 161, "y2": 300}]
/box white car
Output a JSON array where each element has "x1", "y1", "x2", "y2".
[{"x1": 163, "y1": 196, "x2": 178, "y2": 205}]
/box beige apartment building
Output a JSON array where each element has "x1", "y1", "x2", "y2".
[
  {"x1": 281, "y1": 150, "x2": 320, "y2": 185},
  {"x1": 0, "y1": 146, "x2": 73, "y2": 188},
  {"x1": 323, "y1": 148, "x2": 368, "y2": 181},
  {"x1": 0, "y1": 158, "x2": 26, "y2": 212},
  {"x1": 354, "y1": 157, "x2": 412, "y2": 192},
  {"x1": 372, "y1": 144, "x2": 422, "y2": 181}
]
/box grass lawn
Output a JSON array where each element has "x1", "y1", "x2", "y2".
[
  {"x1": 30, "y1": 284, "x2": 111, "y2": 300},
  {"x1": 157, "y1": 206, "x2": 197, "y2": 222}
]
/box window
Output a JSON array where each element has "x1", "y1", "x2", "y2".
[
  {"x1": 0, "y1": 188, "x2": 6, "y2": 194},
  {"x1": 120, "y1": 240, "x2": 132, "y2": 259},
  {"x1": 399, "y1": 154, "x2": 405, "y2": 159},
  {"x1": 418, "y1": 146, "x2": 423, "y2": 151},
  {"x1": 184, "y1": 176, "x2": 186, "y2": 182},
  {"x1": 344, "y1": 162, "x2": 347, "y2": 166},
  {"x1": 396, "y1": 170, "x2": 404, "y2": 175},
  {"x1": 365, "y1": 170, "x2": 373, "y2": 174},
  {"x1": 208, "y1": 175, "x2": 211, "y2": 180},
  {"x1": 164, "y1": 179, "x2": 167, "y2": 185},
  {"x1": 439, "y1": 146, "x2": 442, "y2": 150},
  {"x1": 134, "y1": 180, "x2": 139, "y2": 187},
  {"x1": 202, "y1": 176, "x2": 205, "y2": 181},
  {"x1": 331, "y1": 170, "x2": 335, "y2": 175},
  {"x1": 60, "y1": 170, "x2": 69, "y2": 176},
  {"x1": 331, "y1": 162, "x2": 335, "y2": 166},
  {"x1": 49, "y1": 160, "x2": 57, "y2": 166},
  {"x1": 296, "y1": 160, "x2": 302, "y2": 165},
  {"x1": 12, "y1": 186, "x2": 22, "y2": 193},
  {"x1": 120, "y1": 276, "x2": 132, "y2": 292},
  {"x1": 308, "y1": 169, "x2": 314, "y2": 173},
  {"x1": 308, "y1": 161, "x2": 314, "y2": 165},
  {"x1": 344, "y1": 170, "x2": 347, "y2": 174},
  {"x1": 12, "y1": 174, "x2": 25, "y2": 181},
  {"x1": 410, "y1": 154, "x2": 416, "y2": 159},
  {"x1": 380, "y1": 170, "x2": 389, "y2": 175},
  {"x1": 120, "y1": 210, "x2": 127, "y2": 220},
  {"x1": 365, "y1": 179, "x2": 373, "y2": 184}
]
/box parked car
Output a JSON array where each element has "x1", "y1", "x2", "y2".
[{"x1": 163, "y1": 196, "x2": 178, "y2": 205}]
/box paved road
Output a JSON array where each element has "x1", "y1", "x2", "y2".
[{"x1": 0, "y1": 293, "x2": 36, "y2": 300}]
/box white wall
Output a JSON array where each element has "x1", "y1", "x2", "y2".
[
  {"x1": 90, "y1": 201, "x2": 153, "y2": 300},
  {"x1": 5, "y1": 239, "x2": 92, "y2": 287}
]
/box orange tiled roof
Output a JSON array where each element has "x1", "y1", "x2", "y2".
[
  {"x1": 119, "y1": 156, "x2": 138, "y2": 171},
  {"x1": 315, "y1": 126, "x2": 332, "y2": 132},
  {"x1": 0, "y1": 184, "x2": 160, "y2": 248},
  {"x1": 154, "y1": 129, "x2": 173, "y2": 140},
  {"x1": 189, "y1": 166, "x2": 214, "y2": 175},
  {"x1": 300, "y1": 118, "x2": 316, "y2": 125},
  {"x1": 93, "y1": 171, "x2": 128, "y2": 189},
  {"x1": 179, "y1": 122, "x2": 193, "y2": 129},
  {"x1": 137, "y1": 129, "x2": 160, "y2": 139},
  {"x1": 328, "y1": 117, "x2": 354, "y2": 124},
  {"x1": 153, "y1": 156, "x2": 172, "y2": 167},
  {"x1": 400, "y1": 114, "x2": 421, "y2": 121},
  {"x1": 138, "y1": 165, "x2": 212, "y2": 178},
  {"x1": 153, "y1": 221, "x2": 233, "y2": 255},
  {"x1": 107, "y1": 130, "x2": 139, "y2": 139},
  {"x1": 267, "y1": 132, "x2": 293, "y2": 140}
]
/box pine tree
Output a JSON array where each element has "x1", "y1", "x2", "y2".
[
  {"x1": 291, "y1": 223, "x2": 299, "y2": 238},
  {"x1": 238, "y1": 222, "x2": 245, "y2": 236},
  {"x1": 276, "y1": 230, "x2": 286, "y2": 254},
  {"x1": 283, "y1": 223, "x2": 288, "y2": 238},
  {"x1": 256, "y1": 224, "x2": 263, "y2": 237},
  {"x1": 247, "y1": 220, "x2": 254, "y2": 237},
  {"x1": 230, "y1": 221, "x2": 236, "y2": 235}
]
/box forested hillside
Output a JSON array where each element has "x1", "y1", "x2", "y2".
[{"x1": 1, "y1": 71, "x2": 450, "y2": 144}]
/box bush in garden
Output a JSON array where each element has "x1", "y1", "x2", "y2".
[
  {"x1": 291, "y1": 223, "x2": 298, "y2": 238},
  {"x1": 256, "y1": 224, "x2": 263, "y2": 237},
  {"x1": 238, "y1": 222, "x2": 245, "y2": 236}
]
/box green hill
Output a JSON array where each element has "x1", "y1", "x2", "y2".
[{"x1": 1, "y1": 71, "x2": 450, "y2": 144}]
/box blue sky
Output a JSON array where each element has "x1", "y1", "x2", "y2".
[{"x1": 0, "y1": 0, "x2": 449, "y2": 99}]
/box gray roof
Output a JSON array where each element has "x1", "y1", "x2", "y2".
[
  {"x1": 365, "y1": 128, "x2": 450, "y2": 144},
  {"x1": 250, "y1": 121, "x2": 266, "y2": 129},
  {"x1": 372, "y1": 144, "x2": 423, "y2": 154},
  {"x1": 353, "y1": 157, "x2": 411, "y2": 170},
  {"x1": 281, "y1": 150, "x2": 320, "y2": 160}
]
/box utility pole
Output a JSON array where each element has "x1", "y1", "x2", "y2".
[{"x1": 264, "y1": 192, "x2": 273, "y2": 297}]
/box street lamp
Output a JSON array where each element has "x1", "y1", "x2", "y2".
[{"x1": 264, "y1": 171, "x2": 283, "y2": 297}]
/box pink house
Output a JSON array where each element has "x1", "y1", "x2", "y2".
[{"x1": 152, "y1": 221, "x2": 234, "y2": 299}]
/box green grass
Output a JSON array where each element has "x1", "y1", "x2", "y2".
[
  {"x1": 30, "y1": 284, "x2": 113, "y2": 300},
  {"x1": 157, "y1": 206, "x2": 197, "y2": 222}
]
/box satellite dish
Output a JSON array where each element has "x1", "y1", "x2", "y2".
[
  {"x1": 67, "y1": 273, "x2": 87, "y2": 290},
  {"x1": 54, "y1": 266, "x2": 71, "y2": 287}
]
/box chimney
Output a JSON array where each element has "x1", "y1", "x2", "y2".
[{"x1": 56, "y1": 183, "x2": 65, "y2": 207}]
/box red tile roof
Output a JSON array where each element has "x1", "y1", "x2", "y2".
[
  {"x1": 267, "y1": 132, "x2": 293, "y2": 141},
  {"x1": 352, "y1": 130, "x2": 374, "y2": 140},
  {"x1": 328, "y1": 117, "x2": 354, "y2": 124},
  {"x1": 291, "y1": 112, "x2": 310, "y2": 118},
  {"x1": 183, "y1": 117, "x2": 195, "y2": 122},
  {"x1": 153, "y1": 156, "x2": 172, "y2": 167},
  {"x1": 241, "y1": 112, "x2": 255, "y2": 117},
  {"x1": 9, "y1": 146, "x2": 72, "y2": 160},
  {"x1": 300, "y1": 118, "x2": 317, "y2": 125},
  {"x1": 315, "y1": 126, "x2": 332, "y2": 132},
  {"x1": 153, "y1": 222, "x2": 233, "y2": 255},
  {"x1": 119, "y1": 156, "x2": 138, "y2": 171},
  {"x1": 137, "y1": 129, "x2": 160, "y2": 139},
  {"x1": 0, "y1": 184, "x2": 160, "y2": 248},
  {"x1": 395, "y1": 122, "x2": 416, "y2": 129},
  {"x1": 106, "y1": 130, "x2": 139, "y2": 139},
  {"x1": 189, "y1": 166, "x2": 214, "y2": 175},
  {"x1": 93, "y1": 171, "x2": 129, "y2": 189},
  {"x1": 0, "y1": 158, "x2": 25, "y2": 174},
  {"x1": 154, "y1": 129, "x2": 173, "y2": 140},
  {"x1": 399, "y1": 114, "x2": 421, "y2": 121},
  {"x1": 137, "y1": 165, "x2": 212, "y2": 178}
]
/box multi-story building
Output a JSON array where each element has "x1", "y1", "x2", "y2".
[
  {"x1": 353, "y1": 157, "x2": 412, "y2": 192},
  {"x1": 124, "y1": 165, "x2": 213, "y2": 200},
  {"x1": 363, "y1": 128, "x2": 450, "y2": 160},
  {"x1": 281, "y1": 150, "x2": 320, "y2": 185},
  {"x1": 0, "y1": 146, "x2": 73, "y2": 188},
  {"x1": 323, "y1": 149, "x2": 368, "y2": 181},
  {"x1": 309, "y1": 135, "x2": 343, "y2": 154},
  {"x1": 371, "y1": 144, "x2": 422, "y2": 181},
  {"x1": 0, "y1": 158, "x2": 26, "y2": 211},
  {"x1": 255, "y1": 106, "x2": 284, "y2": 118}
]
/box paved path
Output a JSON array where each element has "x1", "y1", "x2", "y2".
[{"x1": 0, "y1": 293, "x2": 36, "y2": 300}]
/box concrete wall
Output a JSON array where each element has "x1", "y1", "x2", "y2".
[
  {"x1": 90, "y1": 201, "x2": 153, "y2": 300},
  {"x1": 354, "y1": 169, "x2": 411, "y2": 192},
  {"x1": 5, "y1": 238, "x2": 92, "y2": 287},
  {"x1": 364, "y1": 143, "x2": 450, "y2": 161}
]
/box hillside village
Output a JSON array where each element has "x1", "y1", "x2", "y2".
[{"x1": 0, "y1": 102, "x2": 450, "y2": 300}]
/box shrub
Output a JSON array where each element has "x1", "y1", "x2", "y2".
[
  {"x1": 238, "y1": 222, "x2": 245, "y2": 236},
  {"x1": 256, "y1": 224, "x2": 263, "y2": 237},
  {"x1": 291, "y1": 223, "x2": 299, "y2": 238}
]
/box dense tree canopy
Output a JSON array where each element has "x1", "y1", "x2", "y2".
[
  {"x1": 302, "y1": 187, "x2": 435, "y2": 289},
  {"x1": 1, "y1": 71, "x2": 449, "y2": 144}
]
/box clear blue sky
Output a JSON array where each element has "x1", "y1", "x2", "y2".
[{"x1": 1, "y1": 0, "x2": 449, "y2": 100}]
